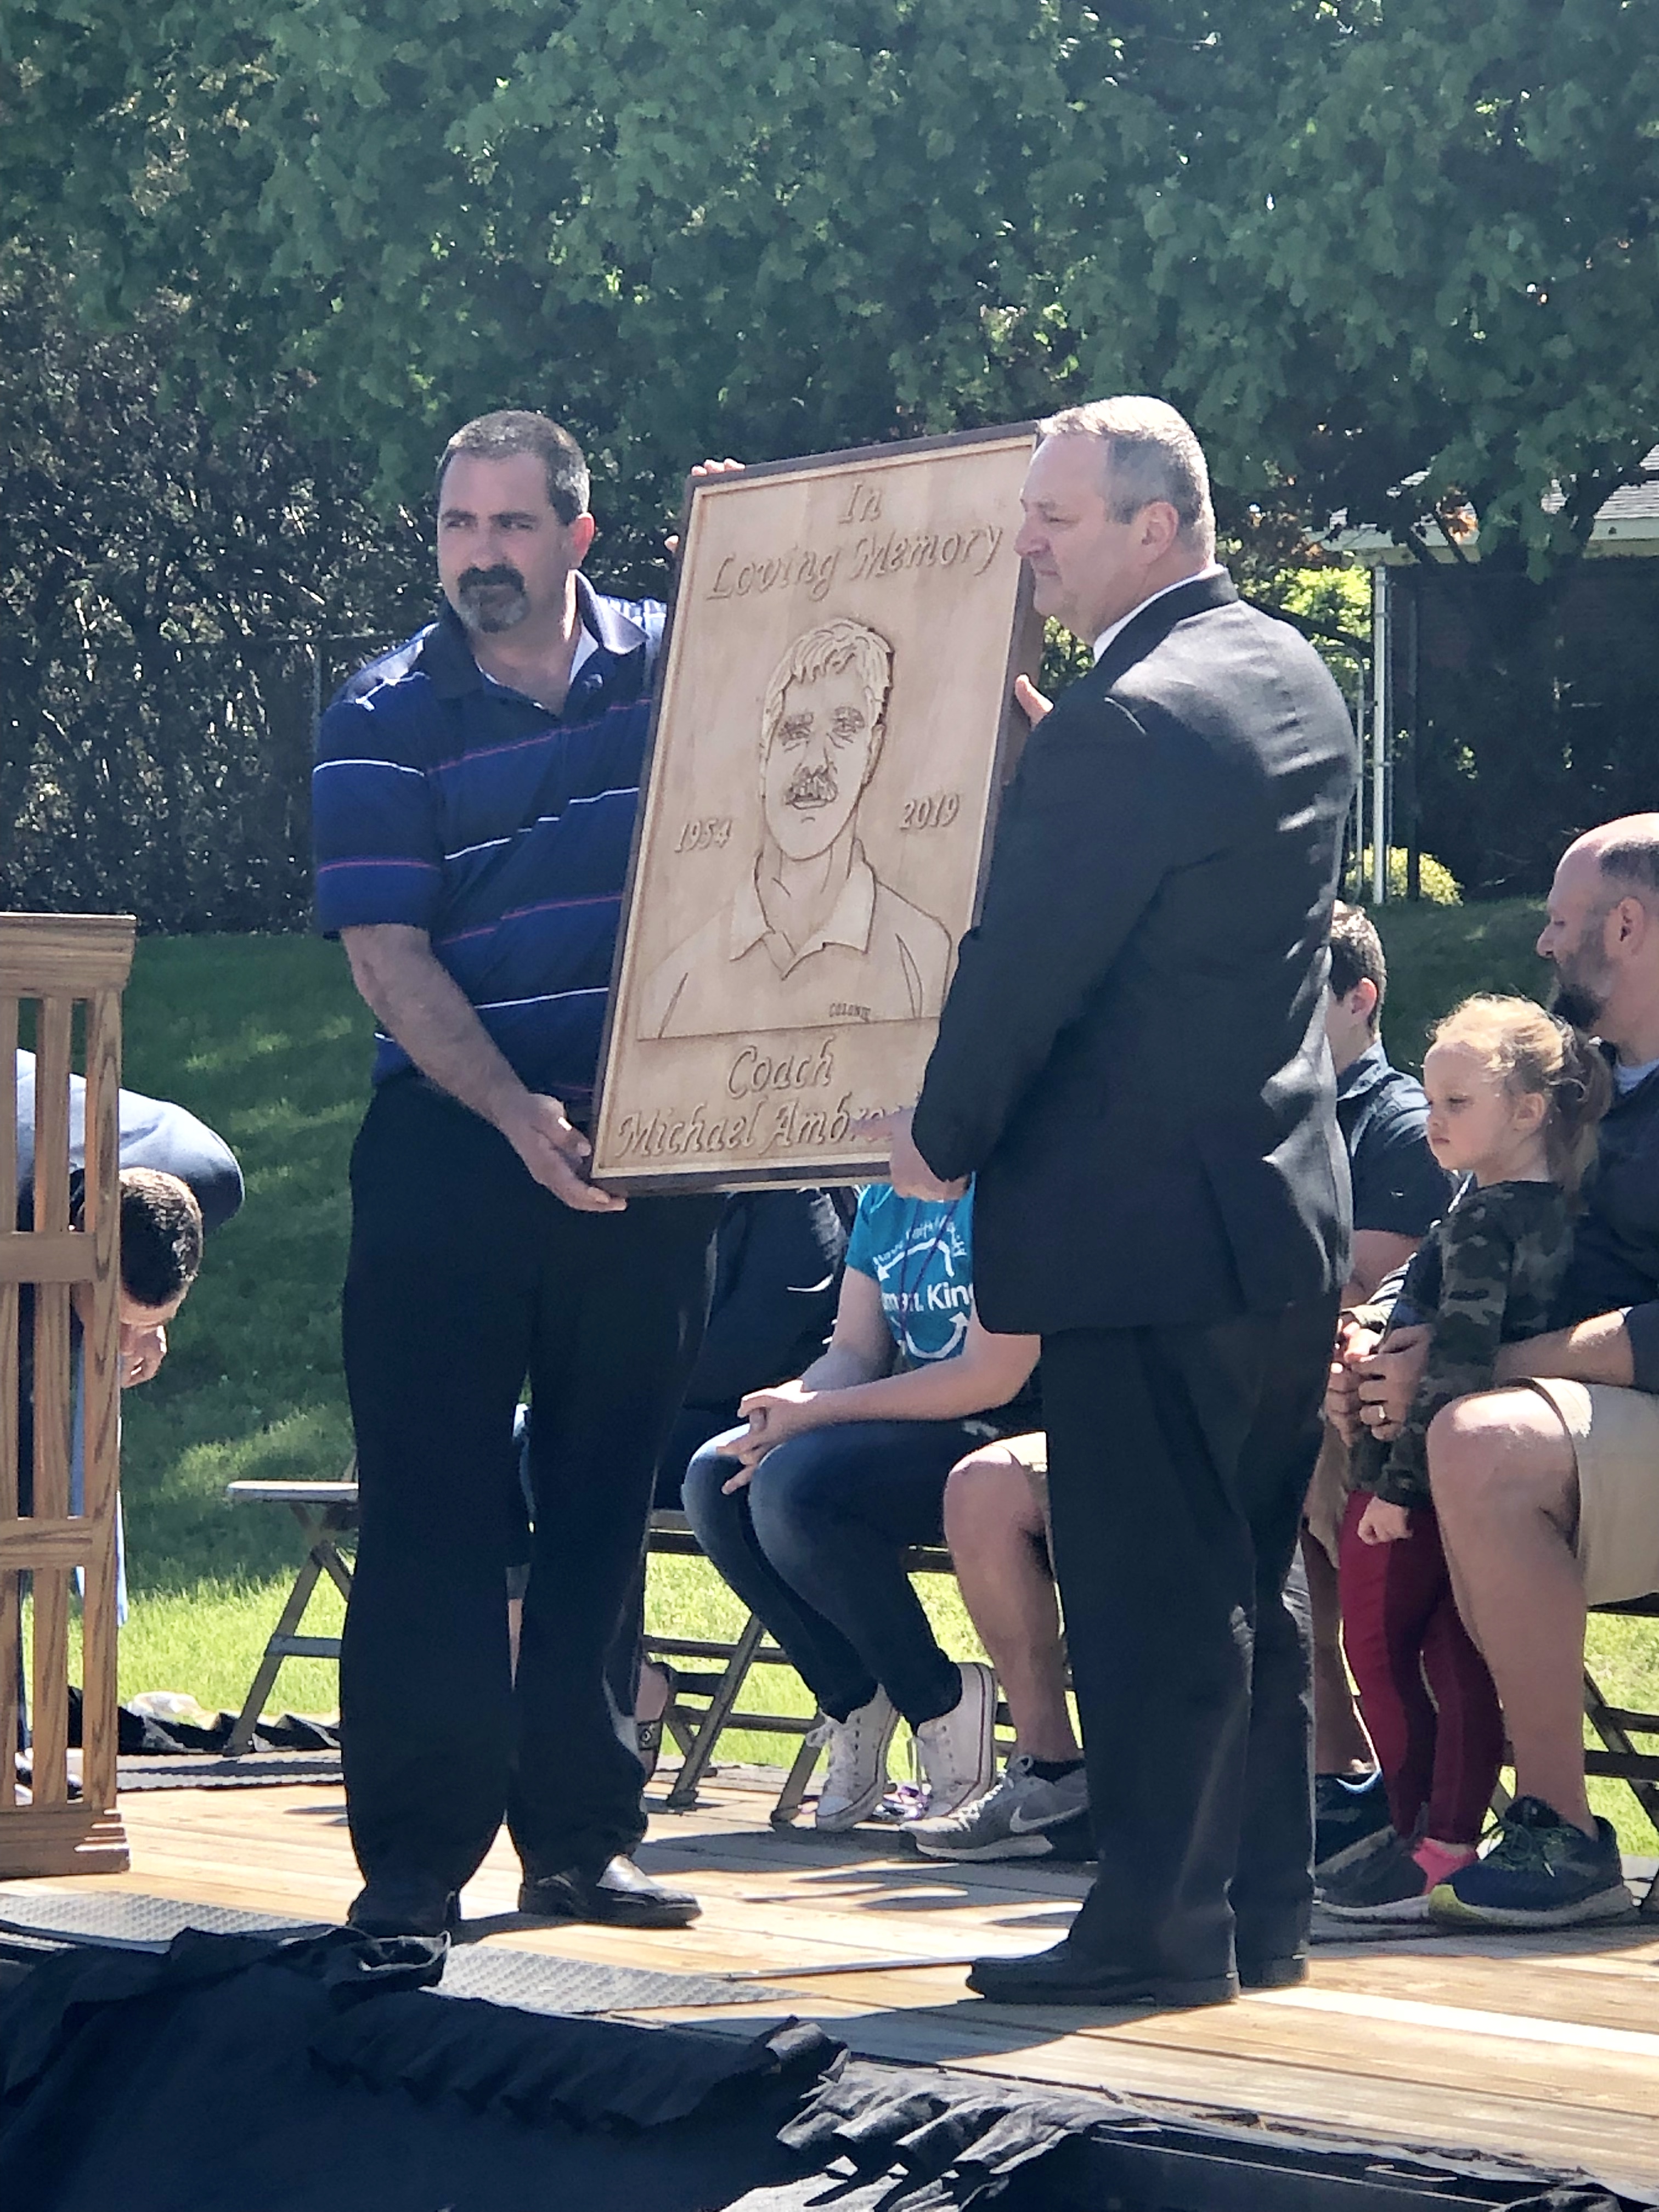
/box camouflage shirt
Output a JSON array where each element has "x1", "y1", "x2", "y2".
[{"x1": 1356, "y1": 1178, "x2": 1574, "y2": 1508}]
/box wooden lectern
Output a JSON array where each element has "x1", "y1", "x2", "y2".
[{"x1": 0, "y1": 913, "x2": 136, "y2": 1876}]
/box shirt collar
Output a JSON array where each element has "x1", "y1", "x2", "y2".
[
  {"x1": 731, "y1": 845, "x2": 878, "y2": 968},
  {"x1": 419, "y1": 574, "x2": 646, "y2": 702},
  {"x1": 1093, "y1": 562, "x2": 1226, "y2": 663},
  {"x1": 1335, "y1": 1037, "x2": 1392, "y2": 1101}
]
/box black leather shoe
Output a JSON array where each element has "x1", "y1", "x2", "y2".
[
  {"x1": 346, "y1": 1878, "x2": 460, "y2": 1938},
  {"x1": 1239, "y1": 1953, "x2": 1307, "y2": 1990},
  {"x1": 517, "y1": 1855, "x2": 701, "y2": 1928},
  {"x1": 967, "y1": 1939, "x2": 1237, "y2": 2009}
]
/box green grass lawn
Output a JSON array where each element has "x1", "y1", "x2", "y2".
[{"x1": 104, "y1": 912, "x2": 1659, "y2": 1848}]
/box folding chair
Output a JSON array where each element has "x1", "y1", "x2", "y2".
[
  {"x1": 642, "y1": 1510, "x2": 819, "y2": 1810},
  {"x1": 223, "y1": 1474, "x2": 357, "y2": 1753},
  {"x1": 1585, "y1": 1592, "x2": 1659, "y2": 1915}
]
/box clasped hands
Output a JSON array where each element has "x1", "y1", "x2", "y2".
[
  {"x1": 720, "y1": 1379, "x2": 818, "y2": 1493},
  {"x1": 1325, "y1": 1318, "x2": 1430, "y2": 1545},
  {"x1": 1325, "y1": 1317, "x2": 1429, "y2": 1446}
]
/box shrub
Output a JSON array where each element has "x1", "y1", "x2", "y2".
[{"x1": 1347, "y1": 848, "x2": 1462, "y2": 906}]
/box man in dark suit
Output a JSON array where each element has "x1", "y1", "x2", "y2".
[{"x1": 882, "y1": 397, "x2": 1356, "y2": 2006}]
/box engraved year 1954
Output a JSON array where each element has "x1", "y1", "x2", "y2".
[
  {"x1": 674, "y1": 816, "x2": 732, "y2": 853},
  {"x1": 900, "y1": 791, "x2": 961, "y2": 832}
]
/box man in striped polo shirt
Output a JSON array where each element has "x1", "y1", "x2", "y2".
[{"x1": 313, "y1": 411, "x2": 721, "y2": 1938}]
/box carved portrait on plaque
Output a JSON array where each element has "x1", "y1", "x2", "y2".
[{"x1": 592, "y1": 425, "x2": 1039, "y2": 1192}]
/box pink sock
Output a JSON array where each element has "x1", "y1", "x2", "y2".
[{"x1": 1412, "y1": 1837, "x2": 1477, "y2": 1888}]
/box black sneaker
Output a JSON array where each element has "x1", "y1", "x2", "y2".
[
  {"x1": 1429, "y1": 1796, "x2": 1635, "y2": 1930},
  {"x1": 1318, "y1": 1833, "x2": 1440, "y2": 1922},
  {"x1": 1313, "y1": 1769, "x2": 1391, "y2": 1875}
]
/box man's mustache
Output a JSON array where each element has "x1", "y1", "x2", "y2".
[
  {"x1": 458, "y1": 565, "x2": 526, "y2": 599},
  {"x1": 786, "y1": 761, "x2": 839, "y2": 808}
]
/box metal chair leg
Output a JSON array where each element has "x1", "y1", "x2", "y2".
[
  {"x1": 664, "y1": 1611, "x2": 768, "y2": 1810},
  {"x1": 771, "y1": 1720, "x2": 824, "y2": 1828},
  {"x1": 226, "y1": 1553, "x2": 325, "y2": 1756}
]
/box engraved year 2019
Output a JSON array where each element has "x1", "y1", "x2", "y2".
[
  {"x1": 900, "y1": 791, "x2": 961, "y2": 831},
  {"x1": 674, "y1": 816, "x2": 732, "y2": 853}
]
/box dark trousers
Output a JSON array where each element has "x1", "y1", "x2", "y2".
[
  {"x1": 603, "y1": 1403, "x2": 738, "y2": 1717},
  {"x1": 1042, "y1": 1296, "x2": 1335, "y2": 1983},
  {"x1": 1338, "y1": 1490, "x2": 1503, "y2": 1846},
  {"x1": 681, "y1": 1420, "x2": 978, "y2": 1726},
  {"x1": 338, "y1": 1077, "x2": 719, "y2": 1893}
]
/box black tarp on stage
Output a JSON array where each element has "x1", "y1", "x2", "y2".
[{"x1": 0, "y1": 1924, "x2": 1644, "y2": 2212}]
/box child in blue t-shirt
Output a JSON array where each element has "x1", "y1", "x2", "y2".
[{"x1": 682, "y1": 1180, "x2": 1080, "y2": 1847}]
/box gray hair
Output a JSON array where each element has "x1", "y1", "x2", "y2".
[
  {"x1": 436, "y1": 410, "x2": 590, "y2": 523},
  {"x1": 1039, "y1": 396, "x2": 1216, "y2": 556}
]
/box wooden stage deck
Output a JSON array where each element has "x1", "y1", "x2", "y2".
[{"x1": 5, "y1": 1771, "x2": 1659, "y2": 2200}]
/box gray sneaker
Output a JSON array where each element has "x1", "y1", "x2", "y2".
[{"x1": 910, "y1": 1752, "x2": 1090, "y2": 1861}]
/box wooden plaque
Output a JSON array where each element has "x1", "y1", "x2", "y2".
[{"x1": 591, "y1": 424, "x2": 1040, "y2": 1192}]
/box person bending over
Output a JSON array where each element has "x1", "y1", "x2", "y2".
[
  {"x1": 1321, "y1": 998, "x2": 1608, "y2": 1921},
  {"x1": 682, "y1": 1181, "x2": 1045, "y2": 1832}
]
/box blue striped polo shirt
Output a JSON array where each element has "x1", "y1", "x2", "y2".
[{"x1": 312, "y1": 578, "x2": 664, "y2": 1114}]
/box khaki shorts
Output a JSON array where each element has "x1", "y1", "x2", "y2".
[
  {"x1": 960, "y1": 1427, "x2": 1050, "y2": 1543},
  {"x1": 1523, "y1": 1379, "x2": 1659, "y2": 1607},
  {"x1": 1301, "y1": 1421, "x2": 1352, "y2": 1570}
]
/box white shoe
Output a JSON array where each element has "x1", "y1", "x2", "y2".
[
  {"x1": 911, "y1": 1663, "x2": 996, "y2": 1820},
  {"x1": 811, "y1": 1686, "x2": 900, "y2": 1831}
]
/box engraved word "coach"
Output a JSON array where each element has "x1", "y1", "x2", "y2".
[{"x1": 726, "y1": 1039, "x2": 836, "y2": 1099}]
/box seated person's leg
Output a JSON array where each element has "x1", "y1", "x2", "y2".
[
  {"x1": 683, "y1": 1420, "x2": 994, "y2": 1827},
  {"x1": 1429, "y1": 1385, "x2": 1639, "y2": 1926},
  {"x1": 1431, "y1": 1390, "x2": 1592, "y2": 1827},
  {"x1": 1302, "y1": 1424, "x2": 1376, "y2": 1776},
  {"x1": 682, "y1": 1430, "x2": 888, "y2": 1726},
  {"x1": 911, "y1": 1436, "x2": 1092, "y2": 1863},
  {"x1": 1301, "y1": 1423, "x2": 1390, "y2": 1870},
  {"x1": 942, "y1": 1440, "x2": 1075, "y2": 1760}
]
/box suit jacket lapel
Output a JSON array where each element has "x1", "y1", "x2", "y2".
[{"x1": 1090, "y1": 570, "x2": 1238, "y2": 693}]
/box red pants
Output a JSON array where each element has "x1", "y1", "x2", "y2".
[{"x1": 1338, "y1": 1490, "x2": 1504, "y2": 1846}]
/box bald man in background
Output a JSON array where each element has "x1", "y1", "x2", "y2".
[{"x1": 1346, "y1": 816, "x2": 1659, "y2": 1931}]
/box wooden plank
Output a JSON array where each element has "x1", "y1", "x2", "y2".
[
  {"x1": 21, "y1": 992, "x2": 76, "y2": 1824},
  {"x1": 0, "y1": 991, "x2": 14, "y2": 1818},
  {"x1": 26, "y1": 1567, "x2": 71, "y2": 1809},
  {"x1": 0, "y1": 915, "x2": 135, "y2": 995},
  {"x1": 31, "y1": 994, "x2": 72, "y2": 1236},
  {"x1": 0, "y1": 1517, "x2": 96, "y2": 1566},
  {"x1": 0, "y1": 1807, "x2": 128, "y2": 1876},
  {"x1": 0, "y1": 1561, "x2": 14, "y2": 1814},
  {"x1": 0, "y1": 1233, "x2": 97, "y2": 1283},
  {"x1": 1301, "y1": 1944, "x2": 1659, "y2": 2032},
  {"x1": 78, "y1": 983, "x2": 122, "y2": 1814}
]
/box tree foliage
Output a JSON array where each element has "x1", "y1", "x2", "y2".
[
  {"x1": 3, "y1": 0, "x2": 1656, "y2": 572},
  {"x1": 0, "y1": 249, "x2": 429, "y2": 926}
]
